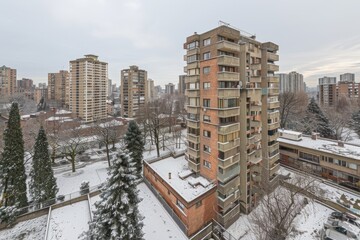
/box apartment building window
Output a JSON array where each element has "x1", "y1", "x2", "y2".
[
  {"x1": 203, "y1": 130, "x2": 211, "y2": 138},
  {"x1": 203, "y1": 145, "x2": 211, "y2": 153},
  {"x1": 203, "y1": 115, "x2": 211, "y2": 122},
  {"x1": 299, "y1": 152, "x2": 319, "y2": 164},
  {"x1": 203, "y1": 52, "x2": 211, "y2": 60},
  {"x1": 203, "y1": 99, "x2": 210, "y2": 107},
  {"x1": 203, "y1": 82, "x2": 210, "y2": 89},
  {"x1": 203, "y1": 67, "x2": 210, "y2": 74},
  {"x1": 176, "y1": 199, "x2": 186, "y2": 212},
  {"x1": 203, "y1": 160, "x2": 211, "y2": 169},
  {"x1": 187, "y1": 41, "x2": 199, "y2": 50},
  {"x1": 187, "y1": 54, "x2": 199, "y2": 63},
  {"x1": 203, "y1": 38, "x2": 211, "y2": 46}
]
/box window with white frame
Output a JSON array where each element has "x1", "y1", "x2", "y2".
[
  {"x1": 203, "y1": 82, "x2": 210, "y2": 89},
  {"x1": 203, "y1": 160, "x2": 211, "y2": 169},
  {"x1": 203, "y1": 38, "x2": 211, "y2": 46},
  {"x1": 203, "y1": 52, "x2": 211, "y2": 60},
  {"x1": 203, "y1": 145, "x2": 211, "y2": 153}
]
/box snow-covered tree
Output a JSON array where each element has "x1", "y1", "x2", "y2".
[
  {"x1": 302, "y1": 98, "x2": 334, "y2": 138},
  {"x1": 29, "y1": 126, "x2": 58, "y2": 205},
  {"x1": 84, "y1": 151, "x2": 144, "y2": 240},
  {"x1": 351, "y1": 110, "x2": 360, "y2": 138},
  {"x1": 124, "y1": 121, "x2": 144, "y2": 177},
  {"x1": 0, "y1": 102, "x2": 28, "y2": 207}
]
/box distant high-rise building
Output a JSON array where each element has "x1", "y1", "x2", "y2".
[
  {"x1": 178, "y1": 75, "x2": 186, "y2": 94},
  {"x1": 0, "y1": 66, "x2": 16, "y2": 96},
  {"x1": 120, "y1": 65, "x2": 148, "y2": 118},
  {"x1": 147, "y1": 78, "x2": 155, "y2": 101},
  {"x1": 318, "y1": 76, "x2": 336, "y2": 107},
  {"x1": 38, "y1": 83, "x2": 47, "y2": 88},
  {"x1": 165, "y1": 83, "x2": 175, "y2": 94},
  {"x1": 340, "y1": 73, "x2": 355, "y2": 82},
  {"x1": 17, "y1": 78, "x2": 34, "y2": 90},
  {"x1": 69, "y1": 54, "x2": 108, "y2": 122},
  {"x1": 337, "y1": 81, "x2": 360, "y2": 100},
  {"x1": 34, "y1": 86, "x2": 48, "y2": 105},
  {"x1": 108, "y1": 79, "x2": 112, "y2": 97},
  {"x1": 48, "y1": 70, "x2": 68, "y2": 107},
  {"x1": 277, "y1": 71, "x2": 304, "y2": 93}
]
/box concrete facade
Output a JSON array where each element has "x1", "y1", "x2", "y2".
[
  {"x1": 165, "y1": 83, "x2": 175, "y2": 95},
  {"x1": 48, "y1": 70, "x2": 69, "y2": 107},
  {"x1": 277, "y1": 71, "x2": 305, "y2": 93},
  {"x1": 340, "y1": 73, "x2": 355, "y2": 82},
  {"x1": 0, "y1": 65, "x2": 16, "y2": 96},
  {"x1": 318, "y1": 76, "x2": 337, "y2": 107},
  {"x1": 120, "y1": 65, "x2": 148, "y2": 118},
  {"x1": 69, "y1": 55, "x2": 108, "y2": 123},
  {"x1": 178, "y1": 75, "x2": 186, "y2": 95}
]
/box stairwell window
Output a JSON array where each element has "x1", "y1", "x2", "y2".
[
  {"x1": 203, "y1": 160, "x2": 211, "y2": 169},
  {"x1": 203, "y1": 82, "x2": 211, "y2": 90},
  {"x1": 203, "y1": 52, "x2": 211, "y2": 60},
  {"x1": 203, "y1": 130, "x2": 211, "y2": 138},
  {"x1": 203, "y1": 66, "x2": 210, "y2": 74},
  {"x1": 203, "y1": 99, "x2": 210, "y2": 107},
  {"x1": 204, "y1": 145, "x2": 211, "y2": 153}
]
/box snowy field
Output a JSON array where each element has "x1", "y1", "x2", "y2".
[
  {"x1": 90, "y1": 183, "x2": 188, "y2": 240},
  {"x1": 47, "y1": 201, "x2": 91, "y2": 240},
  {"x1": 0, "y1": 215, "x2": 47, "y2": 240}
]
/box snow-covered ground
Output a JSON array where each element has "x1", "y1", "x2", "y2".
[
  {"x1": 47, "y1": 201, "x2": 91, "y2": 240},
  {"x1": 0, "y1": 215, "x2": 47, "y2": 240}
]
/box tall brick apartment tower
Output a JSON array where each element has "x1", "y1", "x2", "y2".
[
  {"x1": 0, "y1": 65, "x2": 16, "y2": 96},
  {"x1": 184, "y1": 24, "x2": 280, "y2": 227},
  {"x1": 48, "y1": 70, "x2": 69, "y2": 108},
  {"x1": 69, "y1": 55, "x2": 108, "y2": 123},
  {"x1": 120, "y1": 65, "x2": 148, "y2": 118}
]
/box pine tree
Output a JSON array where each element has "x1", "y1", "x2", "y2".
[
  {"x1": 0, "y1": 102, "x2": 27, "y2": 207},
  {"x1": 124, "y1": 121, "x2": 144, "y2": 177},
  {"x1": 304, "y1": 98, "x2": 334, "y2": 138},
  {"x1": 85, "y1": 151, "x2": 144, "y2": 240},
  {"x1": 29, "y1": 126, "x2": 58, "y2": 205},
  {"x1": 351, "y1": 110, "x2": 360, "y2": 138}
]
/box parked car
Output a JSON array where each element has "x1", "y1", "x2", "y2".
[
  {"x1": 323, "y1": 229, "x2": 352, "y2": 240},
  {"x1": 331, "y1": 211, "x2": 344, "y2": 220}
]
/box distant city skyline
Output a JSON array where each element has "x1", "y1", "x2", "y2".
[{"x1": 1, "y1": 0, "x2": 360, "y2": 87}]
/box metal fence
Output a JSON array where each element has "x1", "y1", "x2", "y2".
[{"x1": 143, "y1": 178, "x2": 188, "y2": 235}]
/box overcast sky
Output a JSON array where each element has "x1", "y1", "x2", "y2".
[{"x1": 1, "y1": 0, "x2": 360, "y2": 88}]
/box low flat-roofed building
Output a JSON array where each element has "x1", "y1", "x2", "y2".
[
  {"x1": 143, "y1": 155, "x2": 217, "y2": 237},
  {"x1": 278, "y1": 130, "x2": 360, "y2": 186}
]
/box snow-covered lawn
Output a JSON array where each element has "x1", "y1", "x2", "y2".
[
  {"x1": 47, "y1": 201, "x2": 91, "y2": 240},
  {"x1": 90, "y1": 183, "x2": 188, "y2": 240},
  {"x1": 0, "y1": 215, "x2": 47, "y2": 240}
]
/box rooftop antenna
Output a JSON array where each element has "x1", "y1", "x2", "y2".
[{"x1": 218, "y1": 20, "x2": 256, "y2": 39}]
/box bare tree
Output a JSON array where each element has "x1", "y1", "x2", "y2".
[
  {"x1": 279, "y1": 91, "x2": 308, "y2": 129},
  {"x1": 61, "y1": 127, "x2": 84, "y2": 172},
  {"x1": 249, "y1": 174, "x2": 323, "y2": 240}
]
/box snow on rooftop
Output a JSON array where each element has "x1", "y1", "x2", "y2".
[
  {"x1": 46, "y1": 116, "x2": 71, "y2": 121},
  {"x1": 98, "y1": 119, "x2": 123, "y2": 128},
  {"x1": 149, "y1": 156, "x2": 215, "y2": 202},
  {"x1": 55, "y1": 109, "x2": 72, "y2": 115},
  {"x1": 278, "y1": 129, "x2": 302, "y2": 135},
  {"x1": 278, "y1": 135, "x2": 360, "y2": 160}
]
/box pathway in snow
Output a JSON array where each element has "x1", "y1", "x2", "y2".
[
  {"x1": 0, "y1": 215, "x2": 47, "y2": 240},
  {"x1": 47, "y1": 201, "x2": 91, "y2": 240},
  {"x1": 90, "y1": 183, "x2": 188, "y2": 240}
]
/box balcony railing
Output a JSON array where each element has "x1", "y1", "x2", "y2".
[
  {"x1": 267, "y1": 64, "x2": 279, "y2": 72},
  {"x1": 187, "y1": 147, "x2": 200, "y2": 158},
  {"x1": 218, "y1": 88, "x2": 240, "y2": 98},
  {"x1": 185, "y1": 75, "x2": 200, "y2": 84},
  {"x1": 217, "y1": 164, "x2": 240, "y2": 182},
  {"x1": 267, "y1": 52, "x2": 279, "y2": 61},
  {"x1": 269, "y1": 152, "x2": 280, "y2": 165},
  {"x1": 218, "y1": 123, "x2": 240, "y2": 135},
  {"x1": 268, "y1": 110, "x2": 280, "y2": 119},
  {"x1": 217, "y1": 56, "x2": 240, "y2": 67},
  {"x1": 185, "y1": 89, "x2": 200, "y2": 98},
  {"x1": 268, "y1": 122, "x2": 280, "y2": 131},
  {"x1": 248, "y1": 150, "x2": 262, "y2": 164},
  {"x1": 250, "y1": 76, "x2": 261, "y2": 83},
  {"x1": 270, "y1": 163, "x2": 280, "y2": 176},
  {"x1": 218, "y1": 154, "x2": 240, "y2": 169},
  {"x1": 218, "y1": 108, "x2": 239, "y2": 117},
  {"x1": 268, "y1": 132, "x2": 279, "y2": 142},
  {"x1": 217, "y1": 191, "x2": 240, "y2": 210},
  {"x1": 268, "y1": 88, "x2": 280, "y2": 96},
  {"x1": 217, "y1": 41, "x2": 239, "y2": 52},
  {"x1": 250, "y1": 119, "x2": 261, "y2": 128},
  {"x1": 187, "y1": 159, "x2": 200, "y2": 172},
  {"x1": 268, "y1": 142, "x2": 279, "y2": 153},
  {"x1": 187, "y1": 134, "x2": 199, "y2": 143},
  {"x1": 217, "y1": 72, "x2": 240, "y2": 81},
  {"x1": 217, "y1": 176, "x2": 240, "y2": 195},
  {"x1": 250, "y1": 64, "x2": 261, "y2": 71},
  {"x1": 218, "y1": 138, "x2": 240, "y2": 152},
  {"x1": 187, "y1": 120, "x2": 200, "y2": 129},
  {"x1": 247, "y1": 88, "x2": 261, "y2": 100},
  {"x1": 268, "y1": 101, "x2": 280, "y2": 109},
  {"x1": 216, "y1": 203, "x2": 240, "y2": 228},
  {"x1": 267, "y1": 76, "x2": 279, "y2": 83},
  {"x1": 186, "y1": 106, "x2": 200, "y2": 115}
]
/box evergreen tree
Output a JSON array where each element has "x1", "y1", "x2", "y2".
[
  {"x1": 29, "y1": 126, "x2": 58, "y2": 204},
  {"x1": 0, "y1": 102, "x2": 27, "y2": 207},
  {"x1": 303, "y1": 98, "x2": 334, "y2": 138},
  {"x1": 351, "y1": 110, "x2": 360, "y2": 138},
  {"x1": 85, "y1": 151, "x2": 144, "y2": 240},
  {"x1": 124, "y1": 121, "x2": 144, "y2": 177}
]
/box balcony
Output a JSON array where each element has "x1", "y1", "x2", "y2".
[
  {"x1": 187, "y1": 47, "x2": 199, "y2": 56},
  {"x1": 218, "y1": 138, "x2": 240, "y2": 152},
  {"x1": 217, "y1": 41, "x2": 239, "y2": 52},
  {"x1": 247, "y1": 88, "x2": 261, "y2": 100},
  {"x1": 268, "y1": 101, "x2": 280, "y2": 109},
  {"x1": 269, "y1": 152, "x2": 280, "y2": 165},
  {"x1": 218, "y1": 88, "x2": 240, "y2": 98},
  {"x1": 267, "y1": 64, "x2": 279, "y2": 72},
  {"x1": 185, "y1": 75, "x2": 200, "y2": 84},
  {"x1": 268, "y1": 88, "x2": 280, "y2": 96},
  {"x1": 267, "y1": 76, "x2": 279, "y2": 83},
  {"x1": 217, "y1": 191, "x2": 240, "y2": 210},
  {"x1": 250, "y1": 119, "x2": 261, "y2": 128},
  {"x1": 268, "y1": 110, "x2": 280, "y2": 119},
  {"x1": 248, "y1": 133, "x2": 261, "y2": 145},
  {"x1": 217, "y1": 164, "x2": 240, "y2": 182},
  {"x1": 217, "y1": 176, "x2": 240, "y2": 196},
  {"x1": 188, "y1": 147, "x2": 200, "y2": 158},
  {"x1": 187, "y1": 158, "x2": 200, "y2": 173},
  {"x1": 217, "y1": 203, "x2": 240, "y2": 228},
  {"x1": 218, "y1": 123, "x2": 240, "y2": 135},
  {"x1": 187, "y1": 61, "x2": 199, "y2": 70},
  {"x1": 186, "y1": 89, "x2": 200, "y2": 98},
  {"x1": 217, "y1": 72, "x2": 240, "y2": 81},
  {"x1": 218, "y1": 108, "x2": 239, "y2": 117},
  {"x1": 218, "y1": 154, "x2": 240, "y2": 169},
  {"x1": 187, "y1": 120, "x2": 199, "y2": 129},
  {"x1": 250, "y1": 63, "x2": 261, "y2": 71},
  {"x1": 217, "y1": 55, "x2": 240, "y2": 67},
  {"x1": 248, "y1": 150, "x2": 262, "y2": 164},
  {"x1": 250, "y1": 76, "x2": 261, "y2": 83},
  {"x1": 187, "y1": 134, "x2": 199, "y2": 143},
  {"x1": 183, "y1": 66, "x2": 187, "y2": 73},
  {"x1": 270, "y1": 163, "x2": 280, "y2": 176},
  {"x1": 268, "y1": 122, "x2": 280, "y2": 131},
  {"x1": 268, "y1": 132, "x2": 279, "y2": 142},
  {"x1": 267, "y1": 52, "x2": 279, "y2": 61},
  {"x1": 250, "y1": 103, "x2": 262, "y2": 112},
  {"x1": 186, "y1": 106, "x2": 200, "y2": 115},
  {"x1": 268, "y1": 142, "x2": 279, "y2": 153}
]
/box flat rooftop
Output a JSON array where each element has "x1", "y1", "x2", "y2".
[
  {"x1": 278, "y1": 135, "x2": 360, "y2": 161},
  {"x1": 149, "y1": 155, "x2": 215, "y2": 202}
]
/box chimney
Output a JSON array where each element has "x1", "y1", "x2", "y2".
[
  {"x1": 338, "y1": 141, "x2": 344, "y2": 147},
  {"x1": 311, "y1": 132, "x2": 319, "y2": 140},
  {"x1": 168, "y1": 172, "x2": 171, "y2": 179}
]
